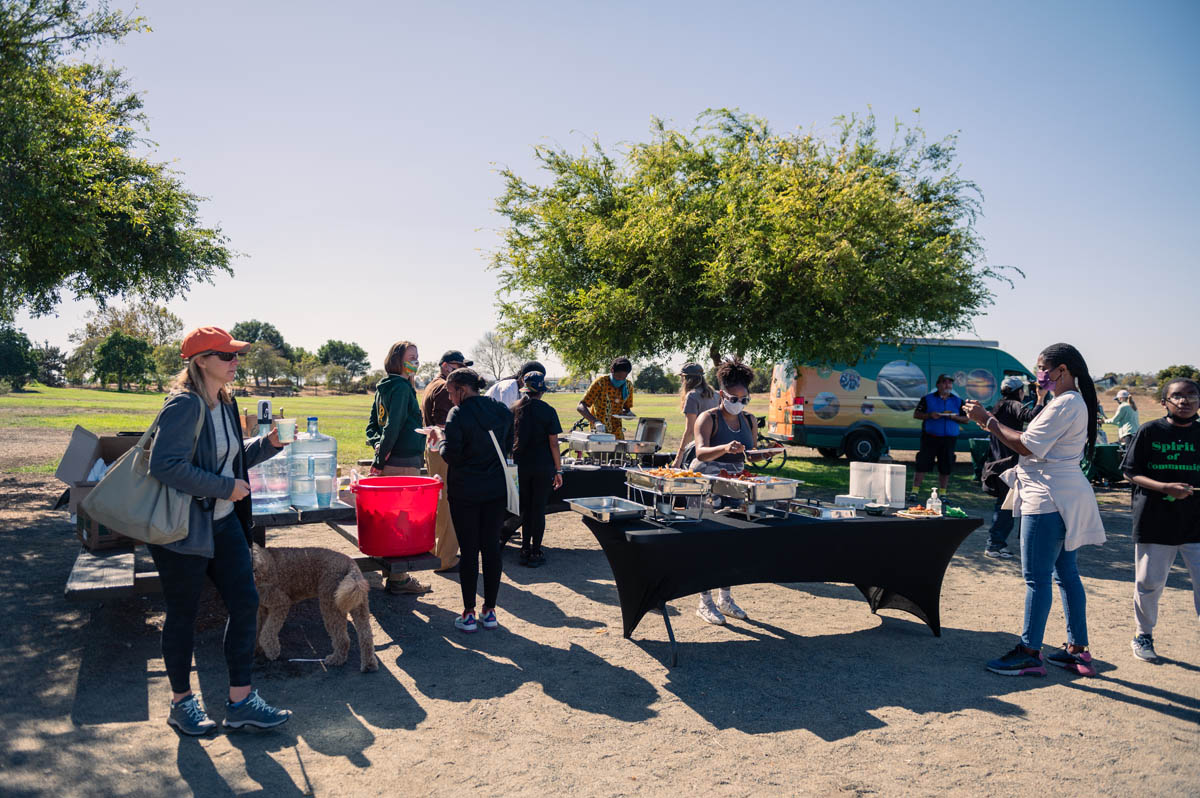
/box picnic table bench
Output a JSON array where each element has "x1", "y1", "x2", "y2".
[{"x1": 64, "y1": 500, "x2": 439, "y2": 602}]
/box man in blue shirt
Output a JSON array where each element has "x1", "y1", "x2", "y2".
[{"x1": 912, "y1": 374, "x2": 968, "y2": 496}]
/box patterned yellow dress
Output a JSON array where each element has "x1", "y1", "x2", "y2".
[{"x1": 581, "y1": 375, "x2": 635, "y2": 439}]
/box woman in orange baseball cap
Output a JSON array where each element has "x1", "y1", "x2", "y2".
[{"x1": 146, "y1": 326, "x2": 294, "y2": 735}]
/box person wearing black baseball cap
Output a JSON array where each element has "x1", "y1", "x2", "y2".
[
  {"x1": 421, "y1": 349, "x2": 473, "y2": 573},
  {"x1": 511, "y1": 372, "x2": 563, "y2": 567},
  {"x1": 485, "y1": 360, "x2": 546, "y2": 409},
  {"x1": 577, "y1": 357, "x2": 636, "y2": 439},
  {"x1": 673, "y1": 363, "x2": 718, "y2": 467}
]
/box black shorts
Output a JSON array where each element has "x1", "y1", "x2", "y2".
[{"x1": 916, "y1": 434, "x2": 957, "y2": 475}]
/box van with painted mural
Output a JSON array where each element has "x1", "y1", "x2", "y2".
[{"x1": 764, "y1": 339, "x2": 1033, "y2": 461}]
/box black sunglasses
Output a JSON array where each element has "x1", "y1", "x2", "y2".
[
  {"x1": 723, "y1": 393, "x2": 751, "y2": 404},
  {"x1": 204, "y1": 351, "x2": 239, "y2": 362}
]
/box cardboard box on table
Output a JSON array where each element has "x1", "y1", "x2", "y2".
[{"x1": 55, "y1": 426, "x2": 144, "y2": 550}]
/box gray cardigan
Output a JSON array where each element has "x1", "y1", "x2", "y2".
[{"x1": 148, "y1": 391, "x2": 282, "y2": 557}]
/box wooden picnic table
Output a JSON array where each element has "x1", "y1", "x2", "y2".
[{"x1": 64, "y1": 497, "x2": 438, "y2": 602}]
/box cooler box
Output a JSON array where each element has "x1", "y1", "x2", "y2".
[{"x1": 848, "y1": 462, "x2": 907, "y2": 509}]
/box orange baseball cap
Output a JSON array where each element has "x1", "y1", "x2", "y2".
[{"x1": 180, "y1": 326, "x2": 251, "y2": 359}]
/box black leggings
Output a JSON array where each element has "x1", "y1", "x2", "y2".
[
  {"x1": 518, "y1": 467, "x2": 554, "y2": 552},
  {"x1": 148, "y1": 514, "x2": 259, "y2": 693},
  {"x1": 450, "y1": 497, "x2": 506, "y2": 611}
]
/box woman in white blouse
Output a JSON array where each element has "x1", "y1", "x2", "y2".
[{"x1": 964, "y1": 343, "x2": 1106, "y2": 678}]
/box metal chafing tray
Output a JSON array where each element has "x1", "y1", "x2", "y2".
[
  {"x1": 624, "y1": 468, "x2": 710, "y2": 496},
  {"x1": 616, "y1": 439, "x2": 659, "y2": 455},
  {"x1": 566, "y1": 496, "x2": 647, "y2": 523},
  {"x1": 790, "y1": 499, "x2": 857, "y2": 520},
  {"x1": 708, "y1": 475, "x2": 801, "y2": 503},
  {"x1": 563, "y1": 432, "x2": 619, "y2": 453}
]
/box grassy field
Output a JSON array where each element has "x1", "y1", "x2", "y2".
[
  {"x1": 0, "y1": 385, "x2": 708, "y2": 473},
  {"x1": 2, "y1": 384, "x2": 1140, "y2": 512}
]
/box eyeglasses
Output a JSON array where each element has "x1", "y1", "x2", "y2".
[
  {"x1": 1166, "y1": 393, "x2": 1199, "y2": 404},
  {"x1": 204, "y1": 351, "x2": 239, "y2": 362},
  {"x1": 724, "y1": 394, "x2": 751, "y2": 404}
]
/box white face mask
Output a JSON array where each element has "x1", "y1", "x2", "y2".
[{"x1": 722, "y1": 394, "x2": 748, "y2": 414}]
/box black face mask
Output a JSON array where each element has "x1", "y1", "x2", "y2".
[{"x1": 1166, "y1": 410, "x2": 1197, "y2": 425}]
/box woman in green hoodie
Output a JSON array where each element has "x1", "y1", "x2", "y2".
[{"x1": 365, "y1": 340, "x2": 432, "y2": 595}]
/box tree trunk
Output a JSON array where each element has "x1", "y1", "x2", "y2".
[{"x1": 709, "y1": 345, "x2": 722, "y2": 369}]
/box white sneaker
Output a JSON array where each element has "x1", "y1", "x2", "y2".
[
  {"x1": 696, "y1": 601, "x2": 726, "y2": 625},
  {"x1": 717, "y1": 597, "x2": 747, "y2": 620}
]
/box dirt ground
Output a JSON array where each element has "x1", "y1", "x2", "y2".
[{"x1": 0, "y1": 428, "x2": 1197, "y2": 797}]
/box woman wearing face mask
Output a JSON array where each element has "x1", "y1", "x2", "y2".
[
  {"x1": 577, "y1": 357, "x2": 635, "y2": 439},
  {"x1": 689, "y1": 360, "x2": 771, "y2": 624},
  {"x1": 428, "y1": 368, "x2": 514, "y2": 632},
  {"x1": 366, "y1": 340, "x2": 431, "y2": 595},
  {"x1": 964, "y1": 343, "x2": 1106, "y2": 678}
]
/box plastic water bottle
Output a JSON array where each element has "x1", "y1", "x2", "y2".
[
  {"x1": 249, "y1": 402, "x2": 291, "y2": 513},
  {"x1": 289, "y1": 417, "x2": 338, "y2": 509},
  {"x1": 927, "y1": 488, "x2": 943, "y2": 516}
]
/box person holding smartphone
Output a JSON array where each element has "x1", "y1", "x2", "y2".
[{"x1": 911, "y1": 374, "x2": 968, "y2": 498}]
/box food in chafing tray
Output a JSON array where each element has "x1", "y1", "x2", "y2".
[
  {"x1": 895, "y1": 505, "x2": 943, "y2": 519},
  {"x1": 644, "y1": 467, "x2": 704, "y2": 478}
]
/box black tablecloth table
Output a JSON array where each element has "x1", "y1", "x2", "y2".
[
  {"x1": 581, "y1": 512, "x2": 981, "y2": 665},
  {"x1": 548, "y1": 467, "x2": 630, "y2": 507}
]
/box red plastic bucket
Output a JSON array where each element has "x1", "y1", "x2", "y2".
[{"x1": 351, "y1": 476, "x2": 442, "y2": 557}]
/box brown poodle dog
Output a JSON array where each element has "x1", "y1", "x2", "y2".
[{"x1": 251, "y1": 544, "x2": 378, "y2": 672}]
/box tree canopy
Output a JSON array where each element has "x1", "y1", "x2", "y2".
[
  {"x1": 493, "y1": 110, "x2": 1013, "y2": 371},
  {"x1": 93, "y1": 329, "x2": 150, "y2": 391},
  {"x1": 0, "y1": 325, "x2": 37, "y2": 389},
  {"x1": 0, "y1": 0, "x2": 231, "y2": 322},
  {"x1": 69, "y1": 298, "x2": 183, "y2": 347},
  {"x1": 317, "y1": 340, "x2": 369, "y2": 377},
  {"x1": 230, "y1": 320, "x2": 292, "y2": 360}
]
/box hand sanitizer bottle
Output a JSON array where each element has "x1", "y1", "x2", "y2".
[{"x1": 927, "y1": 488, "x2": 942, "y2": 515}]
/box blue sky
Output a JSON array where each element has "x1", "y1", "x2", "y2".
[{"x1": 15, "y1": 0, "x2": 1200, "y2": 377}]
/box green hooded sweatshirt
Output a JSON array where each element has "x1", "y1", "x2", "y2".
[{"x1": 366, "y1": 374, "x2": 424, "y2": 467}]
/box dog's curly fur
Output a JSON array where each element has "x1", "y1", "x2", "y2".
[{"x1": 251, "y1": 544, "x2": 378, "y2": 672}]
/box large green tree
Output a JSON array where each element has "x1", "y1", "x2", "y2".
[
  {"x1": 93, "y1": 329, "x2": 150, "y2": 391},
  {"x1": 0, "y1": 324, "x2": 37, "y2": 389},
  {"x1": 230, "y1": 320, "x2": 292, "y2": 360},
  {"x1": 317, "y1": 339, "x2": 369, "y2": 377},
  {"x1": 0, "y1": 1, "x2": 231, "y2": 322},
  {"x1": 69, "y1": 298, "x2": 183, "y2": 347},
  {"x1": 493, "y1": 110, "x2": 1013, "y2": 371},
  {"x1": 32, "y1": 340, "x2": 66, "y2": 386}
]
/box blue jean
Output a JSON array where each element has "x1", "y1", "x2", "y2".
[
  {"x1": 148, "y1": 513, "x2": 259, "y2": 693},
  {"x1": 1019, "y1": 511, "x2": 1088, "y2": 650},
  {"x1": 987, "y1": 496, "x2": 1014, "y2": 551}
]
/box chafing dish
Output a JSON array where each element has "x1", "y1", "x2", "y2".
[
  {"x1": 790, "y1": 499, "x2": 857, "y2": 520},
  {"x1": 563, "y1": 431, "x2": 619, "y2": 454},
  {"x1": 566, "y1": 496, "x2": 648, "y2": 523},
  {"x1": 616, "y1": 439, "x2": 659, "y2": 456},
  {"x1": 624, "y1": 468, "x2": 710, "y2": 496},
  {"x1": 708, "y1": 475, "x2": 801, "y2": 503}
]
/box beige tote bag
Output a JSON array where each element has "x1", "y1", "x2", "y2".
[
  {"x1": 488, "y1": 429, "x2": 521, "y2": 516},
  {"x1": 79, "y1": 398, "x2": 207, "y2": 545}
]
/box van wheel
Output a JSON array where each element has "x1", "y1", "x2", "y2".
[
  {"x1": 843, "y1": 431, "x2": 882, "y2": 462},
  {"x1": 817, "y1": 447, "x2": 842, "y2": 460}
]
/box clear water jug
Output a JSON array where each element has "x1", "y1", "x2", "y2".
[
  {"x1": 249, "y1": 422, "x2": 291, "y2": 513},
  {"x1": 289, "y1": 417, "x2": 338, "y2": 509}
]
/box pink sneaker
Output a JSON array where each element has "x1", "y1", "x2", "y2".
[{"x1": 1046, "y1": 645, "x2": 1096, "y2": 676}]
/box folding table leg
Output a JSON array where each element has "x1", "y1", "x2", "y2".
[{"x1": 659, "y1": 601, "x2": 678, "y2": 666}]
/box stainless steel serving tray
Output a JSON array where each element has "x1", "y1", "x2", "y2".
[
  {"x1": 624, "y1": 468, "x2": 710, "y2": 495},
  {"x1": 616, "y1": 439, "x2": 659, "y2": 455},
  {"x1": 563, "y1": 433, "x2": 620, "y2": 453},
  {"x1": 709, "y1": 475, "x2": 801, "y2": 503},
  {"x1": 566, "y1": 496, "x2": 647, "y2": 523}
]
